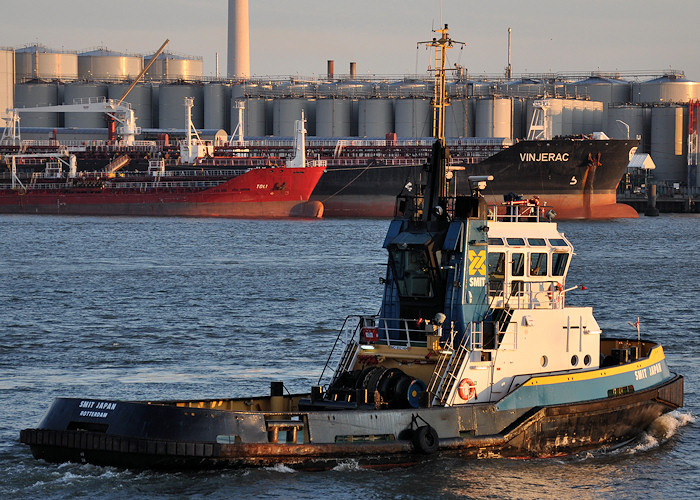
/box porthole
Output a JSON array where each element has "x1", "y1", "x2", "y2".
[
  {"x1": 571, "y1": 355, "x2": 579, "y2": 366},
  {"x1": 584, "y1": 354, "x2": 592, "y2": 366},
  {"x1": 540, "y1": 355, "x2": 548, "y2": 367}
]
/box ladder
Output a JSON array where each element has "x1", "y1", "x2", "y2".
[
  {"x1": 326, "y1": 340, "x2": 358, "y2": 388},
  {"x1": 428, "y1": 330, "x2": 472, "y2": 406}
]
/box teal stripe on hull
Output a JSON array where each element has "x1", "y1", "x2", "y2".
[{"x1": 496, "y1": 360, "x2": 672, "y2": 411}]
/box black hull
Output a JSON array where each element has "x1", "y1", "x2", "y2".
[
  {"x1": 311, "y1": 138, "x2": 639, "y2": 218},
  {"x1": 20, "y1": 375, "x2": 682, "y2": 470}
]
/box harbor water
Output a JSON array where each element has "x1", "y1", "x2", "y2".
[{"x1": 0, "y1": 214, "x2": 698, "y2": 499}]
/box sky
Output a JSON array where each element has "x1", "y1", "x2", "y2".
[{"x1": 3, "y1": 0, "x2": 700, "y2": 81}]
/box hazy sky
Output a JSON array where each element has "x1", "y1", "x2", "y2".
[{"x1": 4, "y1": 0, "x2": 699, "y2": 80}]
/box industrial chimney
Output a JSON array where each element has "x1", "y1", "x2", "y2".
[{"x1": 227, "y1": 0, "x2": 250, "y2": 78}]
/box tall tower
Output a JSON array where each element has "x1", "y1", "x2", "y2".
[{"x1": 227, "y1": 0, "x2": 250, "y2": 78}]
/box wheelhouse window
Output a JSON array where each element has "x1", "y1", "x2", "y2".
[
  {"x1": 552, "y1": 253, "x2": 569, "y2": 276},
  {"x1": 389, "y1": 247, "x2": 435, "y2": 298},
  {"x1": 549, "y1": 238, "x2": 568, "y2": 247},
  {"x1": 507, "y1": 237, "x2": 525, "y2": 246},
  {"x1": 530, "y1": 252, "x2": 548, "y2": 276},
  {"x1": 527, "y1": 238, "x2": 546, "y2": 246},
  {"x1": 488, "y1": 252, "x2": 505, "y2": 294},
  {"x1": 511, "y1": 253, "x2": 525, "y2": 276}
]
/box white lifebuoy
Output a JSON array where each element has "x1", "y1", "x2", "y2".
[{"x1": 458, "y1": 378, "x2": 476, "y2": 401}]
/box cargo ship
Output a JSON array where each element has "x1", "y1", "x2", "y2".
[
  {"x1": 1, "y1": 132, "x2": 637, "y2": 220},
  {"x1": 20, "y1": 26, "x2": 682, "y2": 470},
  {"x1": 0, "y1": 110, "x2": 326, "y2": 218}
]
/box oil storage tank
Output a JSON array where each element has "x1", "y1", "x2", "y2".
[
  {"x1": 273, "y1": 98, "x2": 315, "y2": 136},
  {"x1": 315, "y1": 98, "x2": 352, "y2": 137},
  {"x1": 63, "y1": 83, "x2": 108, "y2": 128},
  {"x1": 159, "y1": 83, "x2": 204, "y2": 129},
  {"x1": 475, "y1": 97, "x2": 512, "y2": 138},
  {"x1": 14, "y1": 45, "x2": 78, "y2": 82},
  {"x1": 145, "y1": 52, "x2": 203, "y2": 82},
  {"x1": 107, "y1": 83, "x2": 153, "y2": 128},
  {"x1": 394, "y1": 98, "x2": 431, "y2": 137},
  {"x1": 13, "y1": 83, "x2": 60, "y2": 127},
  {"x1": 231, "y1": 98, "x2": 266, "y2": 137},
  {"x1": 650, "y1": 106, "x2": 686, "y2": 182},
  {"x1": 633, "y1": 74, "x2": 700, "y2": 104},
  {"x1": 358, "y1": 98, "x2": 393, "y2": 137},
  {"x1": 565, "y1": 76, "x2": 630, "y2": 105},
  {"x1": 605, "y1": 105, "x2": 650, "y2": 146},
  {"x1": 204, "y1": 83, "x2": 230, "y2": 131},
  {"x1": 78, "y1": 49, "x2": 142, "y2": 81},
  {"x1": 445, "y1": 98, "x2": 473, "y2": 138}
]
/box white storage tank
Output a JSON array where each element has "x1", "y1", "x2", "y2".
[
  {"x1": 144, "y1": 52, "x2": 203, "y2": 81},
  {"x1": 358, "y1": 98, "x2": 393, "y2": 137},
  {"x1": 273, "y1": 98, "x2": 315, "y2": 136},
  {"x1": 315, "y1": 98, "x2": 352, "y2": 137},
  {"x1": 14, "y1": 45, "x2": 78, "y2": 82},
  {"x1": 565, "y1": 76, "x2": 630, "y2": 105},
  {"x1": 650, "y1": 106, "x2": 686, "y2": 182},
  {"x1": 475, "y1": 97, "x2": 512, "y2": 138},
  {"x1": 63, "y1": 83, "x2": 108, "y2": 128},
  {"x1": 633, "y1": 74, "x2": 700, "y2": 104},
  {"x1": 107, "y1": 83, "x2": 153, "y2": 128},
  {"x1": 158, "y1": 83, "x2": 204, "y2": 129},
  {"x1": 14, "y1": 83, "x2": 60, "y2": 127},
  {"x1": 394, "y1": 98, "x2": 431, "y2": 137},
  {"x1": 204, "y1": 83, "x2": 230, "y2": 131},
  {"x1": 231, "y1": 97, "x2": 266, "y2": 137},
  {"x1": 78, "y1": 49, "x2": 142, "y2": 81},
  {"x1": 1, "y1": 49, "x2": 13, "y2": 123}
]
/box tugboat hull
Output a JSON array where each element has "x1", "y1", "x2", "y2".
[{"x1": 20, "y1": 375, "x2": 683, "y2": 470}]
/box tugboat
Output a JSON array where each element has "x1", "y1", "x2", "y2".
[{"x1": 20, "y1": 25, "x2": 683, "y2": 470}]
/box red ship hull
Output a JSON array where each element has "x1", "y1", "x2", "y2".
[{"x1": 0, "y1": 166, "x2": 326, "y2": 218}]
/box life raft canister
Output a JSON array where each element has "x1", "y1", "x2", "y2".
[{"x1": 458, "y1": 378, "x2": 476, "y2": 401}]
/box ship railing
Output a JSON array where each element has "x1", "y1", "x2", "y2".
[
  {"x1": 490, "y1": 280, "x2": 564, "y2": 310},
  {"x1": 318, "y1": 315, "x2": 435, "y2": 388},
  {"x1": 307, "y1": 159, "x2": 327, "y2": 168},
  {"x1": 467, "y1": 320, "x2": 518, "y2": 351},
  {"x1": 487, "y1": 201, "x2": 556, "y2": 223}
]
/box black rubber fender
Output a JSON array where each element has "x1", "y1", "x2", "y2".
[{"x1": 412, "y1": 425, "x2": 439, "y2": 454}]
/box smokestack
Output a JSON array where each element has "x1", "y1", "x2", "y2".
[
  {"x1": 349, "y1": 62, "x2": 356, "y2": 79},
  {"x1": 506, "y1": 27, "x2": 512, "y2": 79},
  {"x1": 227, "y1": 0, "x2": 250, "y2": 78},
  {"x1": 327, "y1": 60, "x2": 334, "y2": 80}
]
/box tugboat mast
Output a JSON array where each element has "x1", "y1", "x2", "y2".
[
  {"x1": 417, "y1": 25, "x2": 465, "y2": 221},
  {"x1": 419, "y1": 24, "x2": 465, "y2": 145}
]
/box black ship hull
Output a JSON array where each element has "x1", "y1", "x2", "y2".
[{"x1": 311, "y1": 138, "x2": 639, "y2": 219}]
